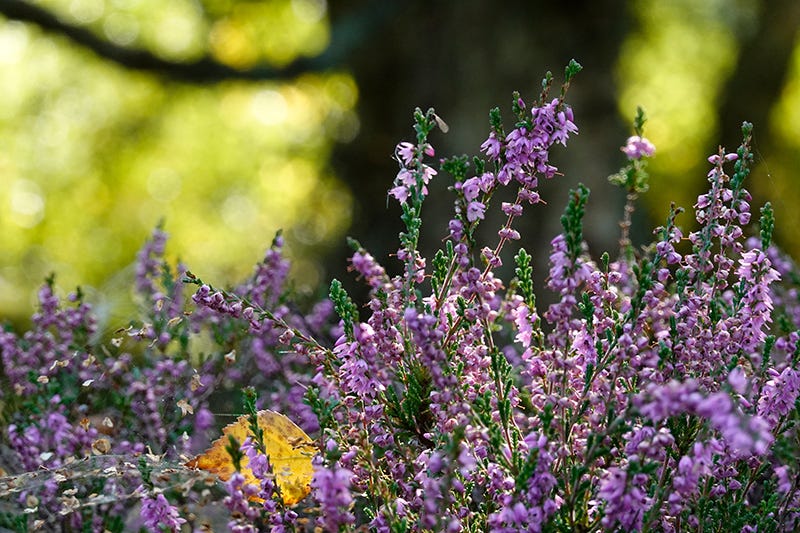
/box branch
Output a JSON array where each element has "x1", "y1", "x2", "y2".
[{"x1": 0, "y1": 0, "x2": 398, "y2": 83}]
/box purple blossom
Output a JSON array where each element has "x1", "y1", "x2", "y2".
[
  {"x1": 501, "y1": 201, "x2": 524, "y2": 217},
  {"x1": 597, "y1": 468, "x2": 652, "y2": 531},
  {"x1": 140, "y1": 492, "x2": 186, "y2": 533},
  {"x1": 312, "y1": 459, "x2": 356, "y2": 531},
  {"x1": 333, "y1": 324, "x2": 387, "y2": 399},
  {"x1": 757, "y1": 367, "x2": 800, "y2": 426},
  {"x1": 396, "y1": 141, "x2": 415, "y2": 165},
  {"x1": 498, "y1": 227, "x2": 520, "y2": 241},
  {"x1": 351, "y1": 249, "x2": 390, "y2": 289},
  {"x1": 481, "y1": 132, "x2": 502, "y2": 159},
  {"x1": 571, "y1": 325, "x2": 598, "y2": 367},
  {"x1": 621, "y1": 135, "x2": 656, "y2": 159},
  {"x1": 735, "y1": 249, "x2": 780, "y2": 352},
  {"x1": 487, "y1": 433, "x2": 557, "y2": 532},
  {"x1": 224, "y1": 473, "x2": 262, "y2": 529},
  {"x1": 135, "y1": 225, "x2": 168, "y2": 297},
  {"x1": 466, "y1": 200, "x2": 486, "y2": 222},
  {"x1": 389, "y1": 184, "x2": 410, "y2": 203},
  {"x1": 637, "y1": 381, "x2": 773, "y2": 457},
  {"x1": 510, "y1": 297, "x2": 535, "y2": 348},
  {"x1": 460, "y1": 176, "x2": 482, "y2": 201},
  {"x1": 481, "y1": 98, "x2": 577, "y2": 190}
]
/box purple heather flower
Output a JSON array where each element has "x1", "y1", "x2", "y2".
[
  {"x1": 552, "y1": 107, "x2": 578, "y2": 145},
  {"x1": 396, "y1": 141, "x2": 415, "y2": 165},
  {"x1": 518, "y1": 187, "x2": 541, "y2": 204},
  {"x1": 389, "y1": 184, "x2": 410, "y2": 203},
  {"x1": 774, "y1": 465, "x2": 793, "y2": 494},
  {"x1": 727, "y1": 366, "x2": 748, "y2": 395},
  {"x1": 621, "y1": 135, "x2": 655, "y2": 160},
  {"x1": 597, "y1": 467, "x2": 652, "y2": 532},
  {"x1": 482, "y1": 246, "x2": 502, "y2": 268},
  {"x1": 351, "y1": 249, "x2": 389, "y2": 289},
  {"x1": 501, "y1": 201, "x2": 523, "y2": 217},
  {"x1": 571, "y1": 326, "x2": 598, "y2": 367},
  {"x1": 32, "y1": 81, "x2": 799, "y2": 532},
  {"x1": 448, "y1": 218, "x2": 464, "y2": 241},
  {"x1": 466, "y1": 200, "x2": 486, "y2": 222},
  {"x1": 487, "y1": 433, "x2": 557, "y2": 532},
  {"x1": 638, "y1": 381, "x2": 773, "y2": 457},
  {"x1": 670, "y1": 442, "x2": 714, "y2": 508},
  {"x1": 478, "y1": 171, "x2": 495, "y2": 190},
  {"x1": 313, "y1": 461, "x2": 356, "y2": 531},
  {"x1": 194, "y1": 407, "x2": 214, "y2": 431},
  {"x1": 397, "y1": 168, "x2": 415, "y2": 187},
  {"x1": 498, "y1": 227, "x2": 520, "y2": 241},
  {"x1": 758, "y1": 367, "x2": 800, "y2": 426},
  {"x1": 511, "y1": 298, "x2": 535, "y2": 348},
  {"x1": 224, "y1": 472, "x2": 263, "y2": 529},
  {"x1": 481, "y1": 132, "x2": 502, "y2": 160},
  {"x1": 461, "y1": 176, "x2": 482, "y2": 201},
  {"x1": 482, "y1": 100, "x2": 577, "y2": 188},
  {"x1": 140, "y1": 492, "x2": 186, "y2": 533},
  {"x1": 421, "y1": 164, "x2": 437, "y2": 185},
  {"x1": 707, "y1": 152, "x2": 738, "y2": 164},
  {"x1": 388, "y1": 148, "x2": 437, "y2": 206},
  {"x1": 735, "y1": 249, "x2": 780, "y2": 353},
  {"x1": 135, "y1": 226, "x2": 168, "y2": 297},
  {"x1": 656, "y1": 239, "x2": 682, "y2": 265}
]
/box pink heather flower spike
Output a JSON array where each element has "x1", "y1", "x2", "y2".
[
  {"x1": 621, "y1": 135, "x2": 656, "y2": 159},
  {"x1": 395, "y1": 141, "x2": 415, "y2": 165},
  {"x1": 140, "y1": 492, "x2": 186, "y2": 533}
]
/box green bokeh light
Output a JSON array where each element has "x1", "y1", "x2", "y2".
[
  {"x1": 616, "y1": 0, "x2": 748, "y2": 220},
  {"x1": 0, "y1": 1, "x2": 355, "y2": 326}
]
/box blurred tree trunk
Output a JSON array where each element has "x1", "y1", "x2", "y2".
[
  {"x1": 717, "y1": 0, "x2": 800, "y2": 153},
  {"x1": 715, "y1": 0, "x2": 800, "y2": 255}
]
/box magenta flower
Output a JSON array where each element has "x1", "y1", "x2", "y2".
[
  {"x1": 466, "y1": 200, "x2": 486, "y2": 222},
  {"x1": 395, "y1": 141, "x2": 415, "y2": 165},
  {"x1": 621, "y1": 135, "x2": 656, "y2": 159},
  {"x1": 389, "y1": 184, "x2": 410, "y2": 204},
  {"x1": 481, "y1": 132, "x2": 502, "y2": 160},
  {"x1": 312, "y1": 460, "x2": 355, "y2": 531},
  {"x1": 140, "y1": 493, "x2": 186, "y2": 533},
  {"x1": 597, "y1": 468, "x2": 652, "y2": 531},
  {"x1": 461, "y1": 176, "x2": 482, "y2": 201}
]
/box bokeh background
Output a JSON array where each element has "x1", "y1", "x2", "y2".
[{"x1": 2, "y1": 0, "x2": 800, "y2": 329}]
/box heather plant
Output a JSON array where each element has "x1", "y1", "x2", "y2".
[
  {"x1": 0, "y1": 227, "x2": 329, "y2": 530},
  {"x1": 2, "y1": 60, "x2": 800, "y2": 532}
]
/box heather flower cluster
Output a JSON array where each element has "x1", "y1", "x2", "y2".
[
  {"x1": 140, "y1": 492, "x2": 186, "y2": 533},
  {"x1": 1, "y1": 60, "x2": 800, "y2": 532}
]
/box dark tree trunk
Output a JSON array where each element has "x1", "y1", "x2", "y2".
[{"x1": 325, "y1": 0, "x2": 631, "y2": 305}]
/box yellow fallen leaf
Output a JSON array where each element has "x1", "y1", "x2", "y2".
[{"x1": 186, "y1": 410, "x2": 316, "y2": 505}]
